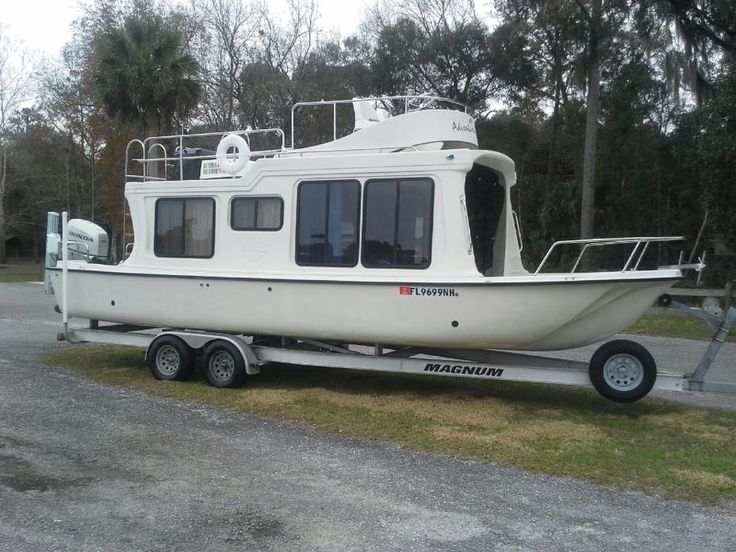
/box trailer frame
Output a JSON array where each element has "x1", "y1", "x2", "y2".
[{"x1": 61, "y1": 304, "x2": 736, "y2": 400}]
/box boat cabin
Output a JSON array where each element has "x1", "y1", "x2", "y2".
[{"x1": 123, "y1": 96, "x2": 526, "y2": 280}]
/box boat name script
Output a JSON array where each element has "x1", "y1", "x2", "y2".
[
  {"x1": 400, "y1": 286, "x2": 458, "y2": 297},
  {"x1": 452, "y1": 121, "x2": 476, "y2": 134},
  {"x1": 424, "y1": 363, "x2": 504, "y2": 377}
]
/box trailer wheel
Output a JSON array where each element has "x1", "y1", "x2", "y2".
[
  {"x1": 148, "y1": 336, "x2": 194, "y2": 381},
  {"x1": 589, "y1": 340, "x2": 656, "y2": 403},
  {"x1": 203, "y1": 341, "x2": 247, "y2": 388}
]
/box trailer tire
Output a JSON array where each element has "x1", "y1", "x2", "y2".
[
  {"x1": 203, "y1": 341, "x2": 247, "y2": 388},
  {"x1": 589, "y1": 340, "x2": 656, "y2": 403},
  {"x1": 148, "y1": 336, "x2": 194, "y2": 381}
]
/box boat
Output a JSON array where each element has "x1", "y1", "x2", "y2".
[{"x1": 47, "y1": 95, "x2": 686, "y2": 353}]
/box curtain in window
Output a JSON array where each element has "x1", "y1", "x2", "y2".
[
  {"x1": 258, "y1": 198, "x2": 282, "y2": 229},
  {"x1": 156, "y1": 200, "x2": 184, "y2": 256},
  {"x1": 184, "y1": 199, "x2": 214, "y2": 256},
  {"x1": 232, "y1": 199, "x2": 257, "y2": 229}
]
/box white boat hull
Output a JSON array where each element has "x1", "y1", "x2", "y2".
[{"x1": 49, "y1": 267, "x2": 677, "y2": 351}]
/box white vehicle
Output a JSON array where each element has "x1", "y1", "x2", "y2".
[{"x1": 46, "y1": 96, "x2": 733, "y2": 402}]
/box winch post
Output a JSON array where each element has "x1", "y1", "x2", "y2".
[{"x1": 686, "y1": 306, "x2": 736, "y2": 391}]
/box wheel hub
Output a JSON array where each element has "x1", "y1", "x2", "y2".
[
  {"x1": 604, "y1": 353, "x2": 644, "y2": 391},
  {"x1": 156, "y1": 345, "x2": 180, "y2": 376},
  {"x1": 210, "y1": 351, "x2": 235, "y2": 382}
]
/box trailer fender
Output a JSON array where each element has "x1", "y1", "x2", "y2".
[{"x1": 146, "y1": 332, "x2": 260, "y2": 375}]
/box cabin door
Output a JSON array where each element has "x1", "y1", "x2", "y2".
[{"x1": 464, "y1": 163, "x2": 505, "y2": 275}]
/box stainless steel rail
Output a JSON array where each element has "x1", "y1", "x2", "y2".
[
  {"x1": 290, "y1": 95, "x2": 469, "y2": 149},
  {"x1": 125, "y1": 128, "x2": 285, "y2": 183},
  {"x1": 534, "y1": 236, "x2": 687, "y2": 275}
]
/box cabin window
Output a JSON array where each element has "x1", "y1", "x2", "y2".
[
  {"x1": 362, "y1": 178, "x2": 433, "y2": 268},
  {"x1": 296, "y1": 180, "x2": 360, "y2": 266},
  {"x1": 231, "y1": 197, "x2": 283, "y2": 231},
  {"x1": 154, "y1": 198, "x2": 215, "y2": 258}
]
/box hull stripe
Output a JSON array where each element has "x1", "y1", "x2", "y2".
[{"x1": 47, "y1": 267, "x2": 680, "y2": 287}]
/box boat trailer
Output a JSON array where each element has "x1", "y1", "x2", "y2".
[
  {"x1": 50, "y1": 210, "x2": 735, "y2": 403},
  {"x1": 60, "y1": 301, "x2": 735, "y2": 403}
]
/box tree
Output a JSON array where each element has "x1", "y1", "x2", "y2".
[
  {"x1": 367, "y1": 0, "x2": 498, "y2": 111},
  {"x1": 660, "y1": 0, "x2": 736, "y2": 100},
  {"x1": 0, "y1": 28, "x2": 35, "y2": 264},
  {"x1": 676, "y1": 70, "x2": 736, "y2": 250},
  {"x1": 42, "y1": 43, "x2": 106, "y2": 220},
  {"x1": 93, "y1": 15, "x2": 202, "y2": 136},
  {"x1": 494, "y1": 0, "x2": 585, "y2": 236},
  {"x1": 188, "y1": 0, "x2": 264, "y2": 130},
  {"x1": 575, "y1": 0, "x2": 604, "y2": 240},
  {"x1": 3, "y1": 108, "x2": 88, "y2": 259}
]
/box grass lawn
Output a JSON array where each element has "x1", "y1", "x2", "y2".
[
  {"x1": 624, "y1": 313, "x2": 722, "y2": 341},
  {"x1": 0, "y1": 261, "x2": 43, "y2": 282},
  {"x1": 46, "y1": 345, "x2": 736, "y2": 504}
]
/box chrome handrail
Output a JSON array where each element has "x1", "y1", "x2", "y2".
[
  {"x1": 125, "y1": 128, "x2": 286, "y2": 183},
  {"x1": 290, "y1": 95, "x2": 470, "y2": 149},
  {"x1": 140, "y1": 128, "x2": 285, "y2": 149},
  {"x1": 534, "y1": 236, "x2": 685, "y2": 275},
  {"x1": 67, "y1": 240, "x2": 91, "y2": 261}
]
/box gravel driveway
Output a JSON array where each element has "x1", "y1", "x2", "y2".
[{"x1": 1, "y1": 282, "x2": 735, "y2": 551}]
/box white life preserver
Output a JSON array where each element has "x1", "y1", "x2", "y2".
[{"x1": 216, "y1": 133, "x2": 250, "y2": 175}]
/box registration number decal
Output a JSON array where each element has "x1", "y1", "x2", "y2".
[{"x1": 399, "y1": 286, "x2": 458, "y2": 297}]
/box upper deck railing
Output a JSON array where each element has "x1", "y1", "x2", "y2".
[
  {"x1": 124, "y1": 95, "x2": 469, "y2": 183},
  {"x1": 290, "y1": 95, "x2": 469, "y2": 150},
  {"x1": 125, "y1": 128, "x2": 286, "y2": 183}
]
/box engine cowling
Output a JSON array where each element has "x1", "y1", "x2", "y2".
[{"x1": 67, "y1": 219, "x2": 109, "y2": 259}]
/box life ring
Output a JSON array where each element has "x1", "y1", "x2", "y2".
[{"x1": 216, "y1": 133, "x2": 250, "y2": 175}]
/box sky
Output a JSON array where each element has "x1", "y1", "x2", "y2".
[
  {"x1": 0, "y1": 0, "x2": 374, "y2": 59},
  {"x1": 1, "y1": 1, "x2": 82, "y2": 57},
  {"x1": 2, "y1": 0, "x2": 490, "y2": 60}
]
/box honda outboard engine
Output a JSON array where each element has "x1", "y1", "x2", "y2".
[
  {"x1": 67, "y1": 219, "x2": 109, "y2": 260},
  {"x1": 45, "y1": 214, "x2": 109, "y2": 266},
  {"x1": 44, "y1": 213, "x2": 110, "y2": 294}
]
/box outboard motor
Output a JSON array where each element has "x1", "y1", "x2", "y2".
[
  {"x1": 44, "y1": 212, "x2": 109, "y2": 294},
  {"x1": 46, "y1": 213, "x2": 110, "y2": 267},
  {"x1": 67, "y1": 219, "x2": 109, "y2": 261}
]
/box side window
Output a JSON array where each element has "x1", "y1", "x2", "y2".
[
  {"x1": 231, "y1": 197, "x2": 283, "y2": 231},
  {"x1": 296, "y1": 180, "x2": 360, "y2": 266},
  {"x1": 363, "y1": 178, "x2": 433, "y2": 268},
  {"x1": 155, "y1": 198, "x2": 215, "y2": 258}
]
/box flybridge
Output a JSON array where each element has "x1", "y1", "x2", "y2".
[{"x1": 124, "y1": 95, "x2": 474, "y2": 184}]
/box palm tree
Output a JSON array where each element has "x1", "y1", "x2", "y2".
[{"x1": 94, "y1": 15, "x2": 201, "y2": 136}]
